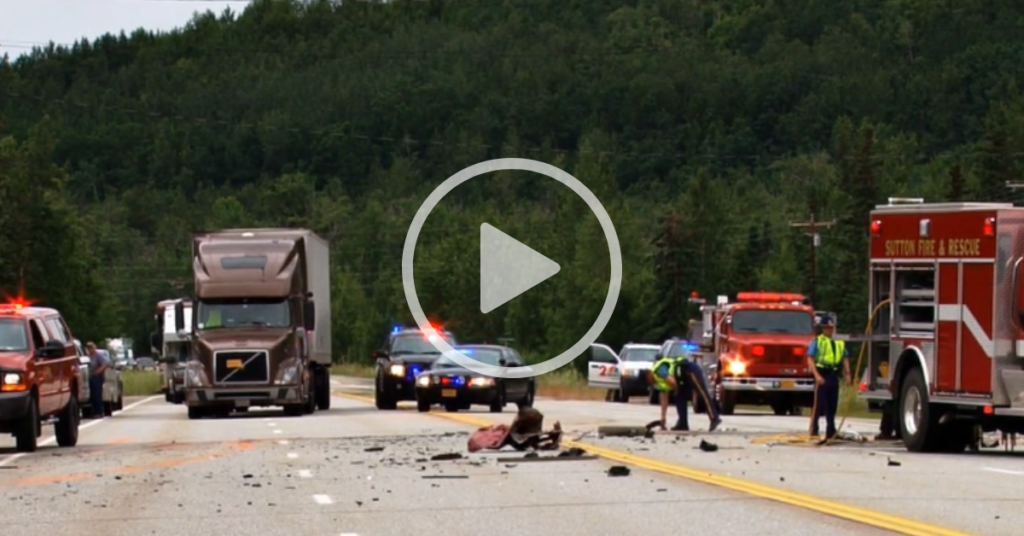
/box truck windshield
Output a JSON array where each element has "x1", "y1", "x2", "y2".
[
  {"x1": 197, "y1": 298, "x2": 291, "y2": 329},
  {"x1": 731, "y1": 310, "x2": 814, "y2": 335},
  {"x1": 0, "y1": 319, "x2": 28, "y2": 351}
]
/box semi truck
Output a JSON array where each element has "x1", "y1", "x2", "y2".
[
  {"x1": 151, "y1": 298, "x2": 192, "y2": 404},
  {"x1": 858, "y1": 198, "x2": 1024, "y2": 452},
  {"x1": 182, "y1": 228, "x2": 332, "y2": 419},
  {"x1": 689, "y1": 291, "x2": 825, "y2": 415}
]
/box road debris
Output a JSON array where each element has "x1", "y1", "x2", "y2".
[
  {"x1": 422, "y1": 475, "x2": 470, "y2": 479},
  {"x1": 364, "y1": 446, "x2": 384, "y2": 452},
  {"x1": 698, "y1": 439, "x2": 718, "y2": 452},
  {"x1": 430, "y1": 453, "x2": 463, "y2": 461},
  {"x1": 607, "y1": 465, "x2": 631, "y2": 477},
  {"x1": 597, "y1": 425, "x2": 654, "y2": 438},
  {"x1": 887, "y1": 458, "x2": 901, "y2": 467},
  {"x1": 467, "y1": 407, "x2": 563, "y2": 452}
]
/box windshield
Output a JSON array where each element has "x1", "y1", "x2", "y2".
[
  {"x1": 622, "y1": 348, "x2": 658, "y2": 362},
  {"x1": 731, "y1": 310, "x2": 814, "y2": 335},
  {"x1": 0, "y1": 319, "x2": 29, "y2": 352},
  {"x1": 434, "y1": 348, "x2": 503, "y2": 368},
  {"x1": 392, "y1": 334, "x2": 455, "y2": 355},
  {"x1": 197, "y1": 298, "x2": 291, "y2": 329}
]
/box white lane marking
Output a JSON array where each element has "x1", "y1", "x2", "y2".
[
  {"x1": 983, "y1": 466, "x2": 1024, "y2": 475},
  {"x1": 0, "y1": 395, "x2": 161, "y2": 468},
  {"x1": 298, "y1": 469, "x2": 312, "y2": 478},
  {"x1": 262, "y1": 417, "x2": 271, "y2": 421},
  {"x1": 277, "y1": 440, "x2": 290, "y2": 445},
  {"x1": 340, "y1": 533, "x2": 359, "y2": 536},
  {"x1": 313, "y1": 494, "x2": 333, "y2": 505},
  {"x1": 273, "y1": 429, "x2": 282, "y2": 434},
  {"x1": 287, "y1": 452, "x2": 298, "y2": 459},
  {"x1": 267, "y1": 422, "x2": 277, "y2": 427}
]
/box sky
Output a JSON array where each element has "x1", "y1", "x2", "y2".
[{"x1": 0, "y1": 0, "x2": 251, "y2": 59}]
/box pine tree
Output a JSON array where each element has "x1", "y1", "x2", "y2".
[
  {"x1": 650, "y1": 211, "x2": 686, "y2": 339},
  {"x1": 948, "y1": 158, "x2": 965, "y2": 201}
]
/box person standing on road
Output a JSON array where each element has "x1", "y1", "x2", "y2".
[
  {"x1": 647, "y1": 352, "x2": 678, "y2": 431},
  {"x1": 86, "y1": 342, "x2": 110, "y2": 419},
  {"x1": 669, "y1": 340, "x2": 722, "y2": 432},
  {"x1": 807, "y1": 317, "x2": 851, "y2": 440}
]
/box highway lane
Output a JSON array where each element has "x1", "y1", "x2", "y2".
[
  {"x1": 2, "y1": 393, "x2": 910, "y2": 536},
  {"x1": 331, "y1": 378, "x2": 1021, "y2": 536}
]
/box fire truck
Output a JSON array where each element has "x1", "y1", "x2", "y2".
[
  {"x1": 689, "y1": 291, "x2": 827, "y2": 416},
  {"x1": 858, "y1": 198, "x2": 1024, "y2": 453}
]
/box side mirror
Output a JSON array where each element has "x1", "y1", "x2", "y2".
[
  {"x1": 372, "y1": 350, "x2": 388, "y2": 360},
  {"x1": 36, "y1": 340, "x2": 65, "y2": 359},
  {"x1": 303, "y1": 300, "x2": 316, "y2": 330},
  {"x1": 499, "y1": 359, "x2": 507, "y2": 367},
  {"x1": 174, "y1": 302, "x2": 185, "y2": 332}
]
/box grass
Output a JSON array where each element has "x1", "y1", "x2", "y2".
[
  {"x1": 331, "y1": 361, "x2": 880, "y2": 418},
  {"x1": 121, "y1": 371, "x2": 164, "y2": 396}
]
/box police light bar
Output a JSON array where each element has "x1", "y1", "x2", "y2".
[
  {"x1": 736, "y1": 291, "x2": 806, "y2": 303},
  {"x1": 392, "y1": 325, "x2": 402, "y2": 334}
]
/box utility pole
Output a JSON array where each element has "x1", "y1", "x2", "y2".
[{"x1": 789, "y1": 214, "x2": 836, "y2": 308}]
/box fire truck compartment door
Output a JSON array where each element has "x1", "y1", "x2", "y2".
[{"x1": 587, "y1": 344, "x2": 620, "y2": 389}]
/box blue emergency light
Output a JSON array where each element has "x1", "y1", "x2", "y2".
[
  {"x1": 451, "y1": 376, "x2": 465, "y2": 386},
  {"x1": 392, "y1": 325, "x2": 401, "y2": 334},
  {"x1": 682, "y1": 342, "x2": 699, "y2": 352},
  {"x1": 410, "y1": 365, "x2": 422, "y2": 376},
  {"x1": 458, "y1": 348, "x2": 474, "y2": 355}
]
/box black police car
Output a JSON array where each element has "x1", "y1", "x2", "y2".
[
  {"x1": 414, "y1": 344, "x2": 535, "y2": 413},
  {"x1": 373, "y1": 326, "x2": 457, "y2": 410}
]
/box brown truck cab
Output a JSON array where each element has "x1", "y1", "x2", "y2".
[
  {"x1": 184, "y1": 229, "x2": 332, "y2": 419},
  {"x1": 691, "y1": 292, "x2": 820, "y2": 416},
  {"x1": 0, "y1": 303, "x2": 81, "y2": 452}
]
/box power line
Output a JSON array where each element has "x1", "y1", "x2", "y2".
[{"x1": 789, "y1": 214, "x2": 836, "y2": 308}]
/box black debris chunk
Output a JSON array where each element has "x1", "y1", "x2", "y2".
[
  {"x1": 430, "y1": 453, "x2": 463, "y2": 461},
  {"x1": 243, "y1": 474, "x2": 253, "y2": 479},
  {"x1": 699, "y1": 440, "x2": 718, "y2": 452},
  {"x1": 607, "y1": 465, "x2": 630, "y2": 477},
  {"x1": 364, "y1": 446, "x2": 384, "y2": 452},
  {"x1": 558, "y1": 447, "x2": 586, "y2": 457},
  {"x1": 422, "y1": 475, "x2": 469, "y2": 479},
  {"x1": 887, "y1": 458, "x2": 901, "y2": 467}
]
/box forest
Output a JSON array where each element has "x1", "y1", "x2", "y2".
[{"x1": 2, "y1": 0, "x2": 1024, "y2": 370}]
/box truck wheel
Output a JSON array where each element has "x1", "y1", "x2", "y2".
[
  {"x1": 374, "y1": 374, "x2": 397, "y2": 410},
  {"x1": 55, "y1": 395, "x2": 80, "y2": 447},
  {"x1": 315, "y1": 369, "x2": 331, "y2": 410},
  {"x1": 15, "y1": 397, "x2": 39, "y2": 452},
  {"x1": 187, "y1": 406, "x2": 205, "y2": 420},
  {"x1": 303, "y1": 377, "x2": 316, "y2": 415},
  {"x1": 899, "y1": 367, "x2": 943, "y2": 452},
  {"x1": 417, "y1": 400, "x2": 431, "y2": 412}
]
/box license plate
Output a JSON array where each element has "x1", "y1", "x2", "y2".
[
  {"x1": 441, "y1": 389, "x2": 457, "y2": 398},
  {"x1": 780, "y1": 380, "x2": 794, "y2": 389},
  {"x1": 226, "y1": 359, "x2": 243, "y2": 369}
]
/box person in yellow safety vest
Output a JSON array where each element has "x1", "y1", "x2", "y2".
[
  {"x1": 647, "y1": 353, "x2": 678, "y2": 431},
  {"x1": 806, "y1": 316, "x2": 851, "y2": 440}
]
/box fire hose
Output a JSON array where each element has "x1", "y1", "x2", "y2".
[{"x1": 749, "y1": 298, "x2": 892, "y2": 447}]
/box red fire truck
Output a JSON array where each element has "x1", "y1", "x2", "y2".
[
  {"x1": 689, "y1": 291, "x2": 823, "y2": 416},
  {"x1": 858, "y1": 198, "x2": 1024, "y2": 453}
]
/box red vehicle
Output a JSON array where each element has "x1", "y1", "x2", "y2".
[
  {"x1": 690, "y1": 291, "x2": 821, "y2": 416},
  {"x1": 858, "y1": 199, "x2": 1024, "y2": 452}
]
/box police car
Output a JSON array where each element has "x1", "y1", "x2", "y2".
[{"x1": 373, "y1": 325, "x2": 457, "y2": 410}]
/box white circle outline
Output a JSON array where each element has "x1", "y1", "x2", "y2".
[{"x1": 401, "y1": 158, "x2": 622, "y2": 379}]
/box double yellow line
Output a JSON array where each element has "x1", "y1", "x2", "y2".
[{"x1": 338, "y1": 393, "x2": 981, "y2": 536}]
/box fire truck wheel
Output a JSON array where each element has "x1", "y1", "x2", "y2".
[{"x1": 899, "y1": 367, "x2": 943, "y2": 452}]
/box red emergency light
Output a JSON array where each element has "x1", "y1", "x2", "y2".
[
  {"x1": 751, "y1": 345, "x2": 765, "y2": 357},
  {"x1": 736, "y1": 291, "x2": 806, "y2": 303},
  {"x1": 984, "y1": 217, "x2": 995, "y2": 237},
  {"x1": 870, "y1": 220, "x2": 882, "y2": 236}
]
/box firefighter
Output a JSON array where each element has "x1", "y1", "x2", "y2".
[
  {"x1": 807, "y1": 316, "x2": 851, "y2": 440},
  {"x1": 647, "y1": 352, "x2": 678, "y2": 431},
  {"x1": 671, "y1": 341, "x2": 722, "y2": 432}
]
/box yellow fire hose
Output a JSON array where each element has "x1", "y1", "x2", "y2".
[{"x1": 749, "y1": 299, "x2": 892, "y2": 447}]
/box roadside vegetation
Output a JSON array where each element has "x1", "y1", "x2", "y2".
[{"x1": 121, "y1": 371, "x2": 163, "y2": 396}]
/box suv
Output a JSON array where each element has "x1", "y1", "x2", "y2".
[
  {"x1": 0, "y1": 304, "x2": 82, "y2": 452},
  {"x1": 587, "y1": 342, "x2": 661, "y2": 403},
  {"x1": 373, "y1": 326, "x2": 457, "y2": 410}
]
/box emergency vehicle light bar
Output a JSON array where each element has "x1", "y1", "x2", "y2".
[{"x1": 736, "y1": 292, "x2": 806, "y2": 303}]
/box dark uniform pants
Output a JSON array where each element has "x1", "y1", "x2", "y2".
[
  {"x1": 674, "y1": 361, "x2": 720, "y2": 428},
  {"x1": 89, "y1": 374, "x2": 105, "y2": 416},
  {"x1": 811, "y1": 368, "x2": 839, "y2": 437}
]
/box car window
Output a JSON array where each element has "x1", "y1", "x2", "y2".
[
  {"x1": 731, "y1": 310, "x2": 814, "y2": 335},
  {"x1": 44, "y1": 316, "x2": 67, "y2": 342},
  {"x1": 434, "y1": 347, "x2": 503, "y2": 367},
  {"x1": 622, "y1": 348, "x2": 658, "y2": 362},
  {"x1": 28, "y1": 319, "x2": 46, "y2": 349},
  {"x1": 0, "y1": 318, "x2": 29, "y2": 351}
]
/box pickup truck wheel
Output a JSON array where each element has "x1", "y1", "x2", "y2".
[
  {"x1": 374, "y1": 374, "x2": 397, "y2": 410},
  {"x1": 55, "y1": 395, "x2": 80, "y2": 447},
  {"x1": 15, "y1": 397, "x2": 39, "y2": 452}
]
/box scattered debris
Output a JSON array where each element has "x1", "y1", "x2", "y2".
[
  {"x1": 364, "y1": 446, "x2": 384, "y2": 452},
  {"x1": 467, "y1": 407, "x2": 563, "y2": 452},
  {"x1": 430, "y1": 453, "x2": 463, "y2": 461},
  {"x1": 422, "y1": 475, "x2": 470, "y2": 479},
  {"x1": 887, "y1": 458, "x2": 901, "y2": 467},
  {"x1": 698, "y1": 439, "x2": 718, "y2": 452},
  {"x1": 607, "y1": 465, "x2": 631, "y2": 477},
  {"x1": 597, "y1": 425, "x2": 653, "y2": 438},
  {"x1": 558, "y1": 447, "x2": 587, "y2": 457},
  {"x1": 494, "y1": 452, "x2": 597, "y2": 463}
]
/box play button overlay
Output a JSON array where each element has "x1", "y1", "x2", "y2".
[
  {"x1": 401, "y1": 158, "x2": 622, "y2": 379},
  {"x1": 479, "y1": 223, "x2": 560, "y2": 314}
]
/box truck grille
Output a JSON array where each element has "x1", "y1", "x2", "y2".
[
  {"x1": 214, "y1": 350, "x2": 270, "y2": 384},
  {"x1": 759, "y1": 345, "x2": 805, "y2": 365}
]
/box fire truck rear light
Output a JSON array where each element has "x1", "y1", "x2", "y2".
[
  {"x1": 792, "y1": 346, "x2": 805, "y2": 356},
  {"x1": 984, "y1": 217, "x2": 995, "y2": 236},
  {"x1": 870, "y1": 220, "x2": 882, "y2": 235},
  {"x1": 751, "y1": 345, "x2": 765, "y2": 357},
  {"x1": 984, "y1": 405, "x2": 994, "y2": 415},
  {"x1": 858, "y1": 382, "x2": 867, "y2": 392}
]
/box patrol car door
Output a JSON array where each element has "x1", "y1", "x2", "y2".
[{"x1": 587, "y1": 344, "x2": 620, "y2": 389}]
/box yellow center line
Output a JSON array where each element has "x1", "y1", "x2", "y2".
[{"x1": 337, "y1": 392, "x2": 981, "y2": 536}]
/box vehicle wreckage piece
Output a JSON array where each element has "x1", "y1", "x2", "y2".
[{"x1": 467, "y1": 407, "x2": 563, "y2": 452}]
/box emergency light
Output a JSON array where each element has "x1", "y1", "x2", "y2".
[
  {"x1": 984, "y1": 217, "x2": 995, "y2": 236},
  {"x1": 870, "y1": 220, "x2": 882, "y2": 236},
  {"x1": 736, "y1": 292, "x2": 806, "y2": 303},
  {"x1": 392, "y1": 325, "x2": 401, "y2": 334}
]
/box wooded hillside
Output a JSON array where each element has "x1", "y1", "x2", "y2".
[{"x1": 2, "y1": 0, "x2": 1023, "y2": 367}]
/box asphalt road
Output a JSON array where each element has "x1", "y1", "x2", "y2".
[{"x1": 0, "y1": 377, "x2": 1007, "y2": 536}]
